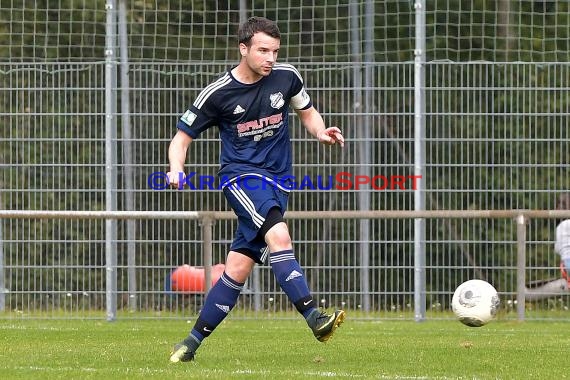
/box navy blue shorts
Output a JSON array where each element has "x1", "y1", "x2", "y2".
[{"x1": 222, "y1": 176, "x2": 289, "y2": 263}]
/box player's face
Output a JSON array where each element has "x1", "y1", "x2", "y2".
[{"x1": 241, "y1": 32, "x2": 280, "y2": 77}]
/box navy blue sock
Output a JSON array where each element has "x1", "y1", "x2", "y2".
[
  {"x1": 270, "y1": 249, "x2": 316, "y2": 318},
  {"x1": 188, "y1": 272, "x2": 243, "y2": 344}
]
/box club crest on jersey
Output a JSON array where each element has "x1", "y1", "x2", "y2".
[{"x1": 270, "y1": 92, "x2": 285, "y2": 109}]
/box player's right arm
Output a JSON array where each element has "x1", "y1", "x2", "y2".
[
  {"x1": 168, "y1": 74, "x2": 226, "y2": 188},
  {"x1": 167, "y1": 130, "x2": 193, "y2": 188}
]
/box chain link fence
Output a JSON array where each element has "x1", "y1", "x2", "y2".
[{"x1": 0, "y1": 1, "x2": 568, "y2": 320}]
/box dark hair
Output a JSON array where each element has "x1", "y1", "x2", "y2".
[{"x1": 238, "y1": 17, "x2": 281, "y2": 46}]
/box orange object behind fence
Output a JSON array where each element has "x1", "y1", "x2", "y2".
[{"x1": 170, "y1": 264, "x2": 225, "y2": 293}]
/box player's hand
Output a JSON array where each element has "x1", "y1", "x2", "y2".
[
  {"x1": 561, "y1": 258, "x2": 570, "y2": 286},
  {"x1": 167, "y1": 171, "x2": 185, "y2": 189},
  {"x1": 317, "y1": 127, "x2": 344, "y2": 148}
]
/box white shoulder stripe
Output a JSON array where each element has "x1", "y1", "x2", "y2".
[
  {"x1": 193, "y1": 73, "x2": 232, "y2": 109},
  {"x1": 273, "y1": 63, "x2": 303, "y2": 83}
]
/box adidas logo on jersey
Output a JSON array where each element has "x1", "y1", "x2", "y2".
[
  {"x1": 233, "y1": 105, "x2": 245, "y2": 114},
  {"x1": 216, "y1": 303, "x2": 230, "y2": 313},
  {"x1": 285, "y1": 270, "x2": 302, "y2": 282}
]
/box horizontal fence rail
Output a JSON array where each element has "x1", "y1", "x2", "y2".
[
  {"x1": 1, "y1": 210, "x2": 570, "y2": 220},
  {"x1": 2, "y1": 210, "x2": 570, "y2": 322}
]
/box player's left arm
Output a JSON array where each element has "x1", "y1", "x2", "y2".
[
  {"x1": 295, "y1": 106, "x2": 344, "y2": 148},
  {"x1": 556, "y1": 220, "x2": 570, "y2": 279}
]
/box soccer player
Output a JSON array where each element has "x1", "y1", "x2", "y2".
[
  {"x1": 525, "y1": 193, "x2": 570, "y2": 300},
  {"x1": 555, "y1": 194, "x2": 570, "y2": 286},
  {"x1": 167, "y1": 16, "x2": 345, "y2": 363}
]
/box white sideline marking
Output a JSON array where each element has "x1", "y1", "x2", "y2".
[
  {"x1": 8, "y1": 366, "x2": 168, "y2": 374},
  {"x1": 378, "y1": 377, "x2": 457, "y2": 380},
  {"x1": 7, "y1": 366, "x2": 451, "y2": 380},
  {"x1": 231, "y1": 369, "x2": 366, "y2": 377},
  {"x1": 0, "y1": 324, "x2": 79, "y2": 331},
  {"x1": 6, "y1": 365, "x2": 451, "y2": 379},
  {"x1": 8, "y1": 366, "x2": 364, "y2": 377}
]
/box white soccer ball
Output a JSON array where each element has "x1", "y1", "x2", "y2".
[{"x1": 451, "y1": 279, "x2": 500, "y2": 327}]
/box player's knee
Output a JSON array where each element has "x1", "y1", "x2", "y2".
[
  {"x1": 261, "y1": 212, "x2": 292, "y2": 250},
  {"x1": 258, "y1": 207, "x2": 292, "y2": 250},
  {"x1": 266, "y1": 226, "x2": 292, "y2": 249}
]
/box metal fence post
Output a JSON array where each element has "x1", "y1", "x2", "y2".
[
  {"x1": 349, "y1": 0, "x2": 371, "y2": 313},
  {"x1": 118, "y1": 0, "x2": 137, "y2": 313},
  {"x1": 516, "y1": 214, "x2": 528, "y2": 321},
  {"x1": 251, "y1": 266, "x2": 261, "y2": 311},
  {"x1": 414, "y1": 0, "x2": 427, "y2": 322},
  {"x1": 105, "y1": 0, "x2": 118, "y2": 322},
  {"x1": 201, "y1": 216, "x2": 214, "y2": 296}
]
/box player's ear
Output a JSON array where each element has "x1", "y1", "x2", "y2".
[{"x1": 239, "y1": 43, "x2": 248, "y2": 57}]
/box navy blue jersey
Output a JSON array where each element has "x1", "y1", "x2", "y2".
[{"x1": 176, "y1": 63, "x2": 312, "y2": 183}]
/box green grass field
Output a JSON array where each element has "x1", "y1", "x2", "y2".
[{"x1": 0, "y1": 316, "x2": 567, "y2": 379}]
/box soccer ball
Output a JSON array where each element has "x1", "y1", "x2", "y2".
[{"x1": 451, "y1": 279, "x2": 500, "y2": 327}]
